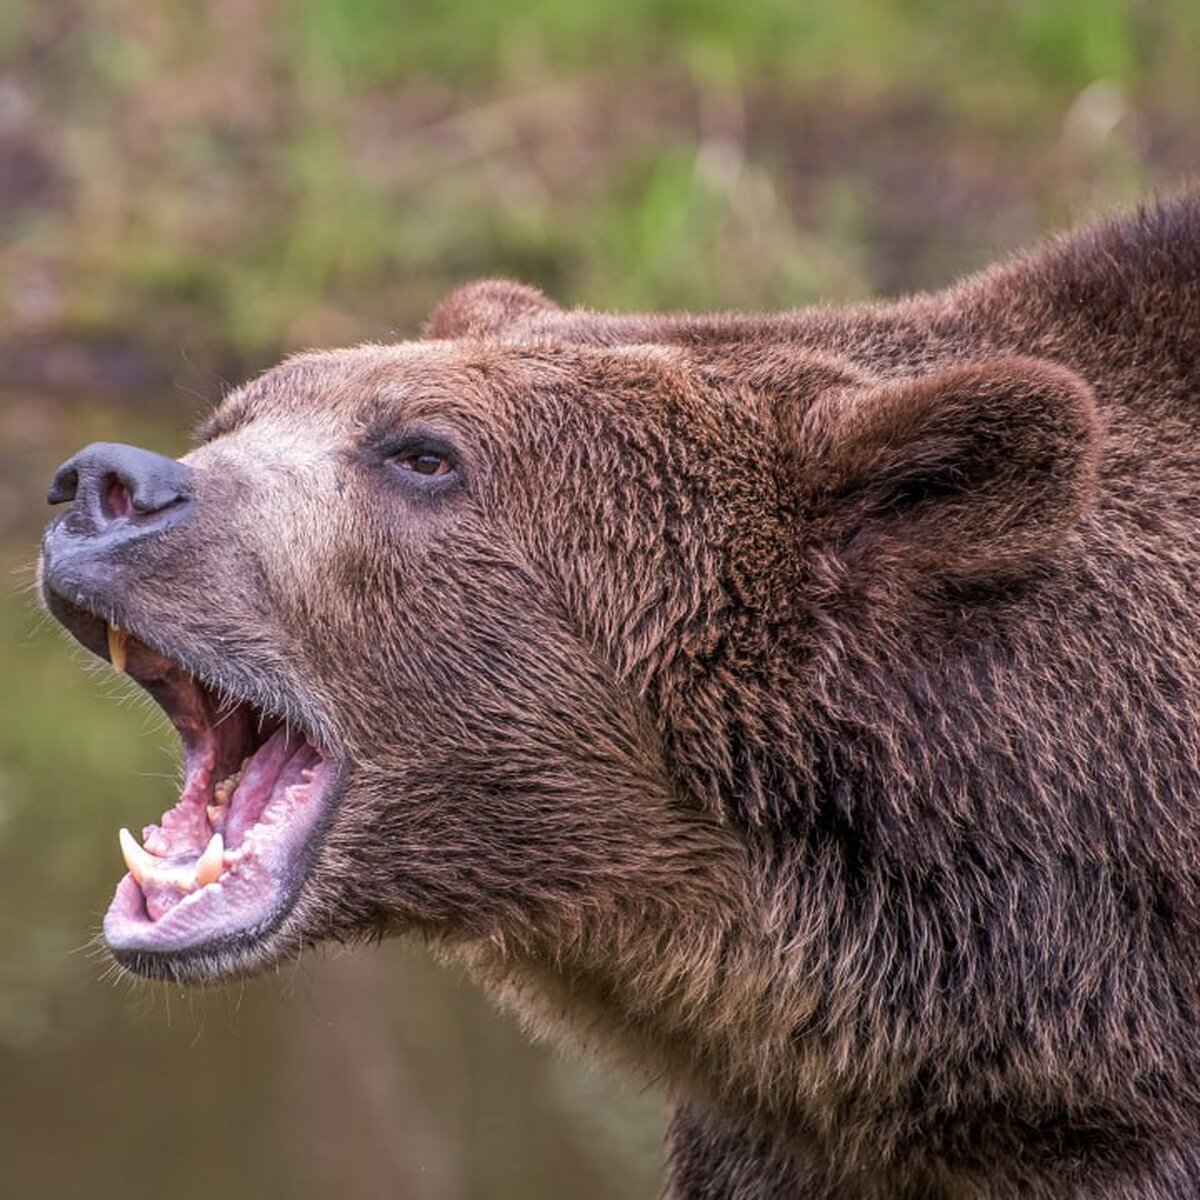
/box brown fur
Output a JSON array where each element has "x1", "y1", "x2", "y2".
[{"x1": 48, "y1": 193, "x2": 1200, "y2": 1197}]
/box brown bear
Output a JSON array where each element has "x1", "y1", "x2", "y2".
[{"x1": 39, "y1": 192, "x2": 1200, "y2": 1199}]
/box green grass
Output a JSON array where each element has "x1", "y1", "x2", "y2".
[
  {"x1": 0, "y1": 0, "x2": 1196, "y2": 372},
  {"x1": 284, "y1": 0, "x2": 1150, "y2": 94}
]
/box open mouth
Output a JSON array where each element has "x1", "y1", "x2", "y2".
[{"x1": 45, "y1": 596, "x2": 336, "y2": 966}]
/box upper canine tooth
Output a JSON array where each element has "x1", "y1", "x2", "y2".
[
  {"x1": 119, "y1": 827, "x2": 159, "y2": 884},
  {"x1": 194, "y1": 832, "x2": 224, "y2": 887},
  {"x1": 107, "y1": 624, "x2": 128, "y2": 673}
]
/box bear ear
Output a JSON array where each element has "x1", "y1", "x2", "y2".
[
  {"x1": 800, "y1": 356, "x2": 1101, "y2": 580},
  {"x1": 423, "y1": 280, "x2": 561, "y2": 339}
]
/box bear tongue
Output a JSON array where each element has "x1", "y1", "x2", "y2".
[{"x1": 221, "y1": 726, "x2": 311, "y2": 849}]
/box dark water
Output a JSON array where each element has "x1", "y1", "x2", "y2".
[{"x1": 0, "y1": 392, "x2": 663, "y2": 1199}]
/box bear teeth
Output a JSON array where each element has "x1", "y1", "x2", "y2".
[
  {"x1": 206, "y1": 759, "x2": 249, "y2": 833},
  {"x1": 194, "y1": 831, "x2": 225, "y2": 887},
  {"x1": 106, "y1": 623, "x2": 128, "y2": 673},
  {"x1": 119, "y1": 828, "x2": 226, "y2": 893}
]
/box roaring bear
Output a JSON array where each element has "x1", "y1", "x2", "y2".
[{"x1": 40, "y1": 193, "x2": 1200, "y2": 1198}]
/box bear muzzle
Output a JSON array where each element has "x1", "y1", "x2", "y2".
[{"x1": 42, "y1": 440, "x2": 194, "y2": 591}]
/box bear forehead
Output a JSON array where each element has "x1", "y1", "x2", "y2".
[
  {"x1": 198, "y1": 338, "x2": 690, "y2": 447},
  {"x1": 200, "y1": 342, "x2": 509, "y2": 443}
]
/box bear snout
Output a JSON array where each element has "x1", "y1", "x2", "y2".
[{"x1": 41, "y1": 441, "x2": 195, "y2": 585}]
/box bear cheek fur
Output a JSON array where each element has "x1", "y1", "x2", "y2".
[
  {"x1": 182, "y1": 358, "x2": 749, "y2": 979},
  {"x1": 407, "y1": 349, "x2": 835, "y2": 1085},
  {"x1": 447, "y1": 349, "x2": 1118, "y2": 1132}
]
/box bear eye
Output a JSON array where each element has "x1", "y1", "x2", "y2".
[
  {"x1": 389, "y1": 450, "x2": 454, "y2": 477},
  {"x1": 376, "y1": 429, "x2": 462, "y2": 491}
]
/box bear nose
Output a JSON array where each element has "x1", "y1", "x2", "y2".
[{"x1": 47, "y1": 442, "x2": 194, "y2": 534}]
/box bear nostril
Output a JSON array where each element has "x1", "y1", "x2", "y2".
[
  {"x1": 47, "y1": 465, "x2": 79, "y2": 506},
  {"x1": 46, "y1": 442, "x2": 194, "y2": 529},
  {"x1": 104, "y1": 476, "x2": 133, "y2": 520}
]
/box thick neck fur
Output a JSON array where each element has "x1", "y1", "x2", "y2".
[
  {"x1": 439, "y1": 193, "x2": 1200, "y2": 1194},
  {"x1": 449, "y1": 553, "x2": 1200, "y2": 1192}
]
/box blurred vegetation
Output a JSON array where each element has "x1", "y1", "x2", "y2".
[
  {"x1": 1, "y1": 2, "x2": 1198, "y2": 1197},
  {"x1": 1, "y1": 0, "x2": 1197, "y2": 393}
]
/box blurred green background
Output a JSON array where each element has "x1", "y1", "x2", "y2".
[{"x1": 1, "y1": 2, "x2": 1197, "y2": 1197}]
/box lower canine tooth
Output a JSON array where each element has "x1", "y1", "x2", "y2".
[
  {"x1": 107, "y1": 624, "x2": 129, "y2": 673},
  {"x1": 195, "y1": 832, "x2": 224, "y2": 887},
  {"x1": 119, "y1": 827, "x2": 159, "y2": 885}
]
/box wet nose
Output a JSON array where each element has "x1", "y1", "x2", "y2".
[{"x1": 47, "y1": 442, "x2": 194, "y2": 533}]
